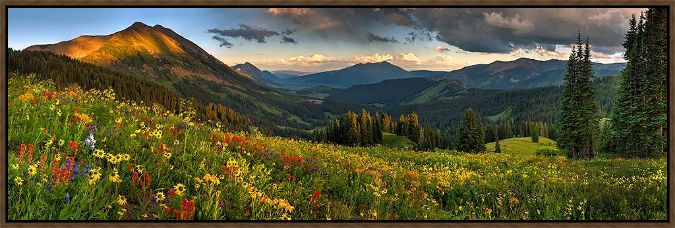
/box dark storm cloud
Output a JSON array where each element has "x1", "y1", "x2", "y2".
[
  {"x1": 281, "y1": 36, "x2": 299, "y2": 45},
  {"x1": 265, "y1": 8, "x2": 415, "y2": 42},
  {"x1": 281, "y1": 28, "x2": 296, "y2": 35},
  {"x1": 211, "y1": 35, "x2": 233, "y2": 48},
  {"x1": 366, "y1": 32, "x2": 399, "y2": 43},
  {"x1": 207, "y1": 24, "x2": 279, "y2": 43},
  {"x1": 208, "y1": 24, "x2": 299, "y2": 47},
  {"x1": 409, "y1": 8, "x2": 644, "y2": 53},
  {"x1": 266, "y1": 8, "x2": 643, "y2": 54}
]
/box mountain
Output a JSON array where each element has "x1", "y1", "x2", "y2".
[
  {"x1": 23, "y1": 22, "x2": 353, "y2": 135},
  {"x1": 287, "y1": 61, "x2": 417, "y2": 88},
  {"x1": 232, "y1": 62, "x2": 285, "y2": 86},
  {"x1": 432, "y1": 58, "x2": 624, "y2": 89},
  {"x1": 325, "y1": 78, "x2": 437, "y2": 106}
]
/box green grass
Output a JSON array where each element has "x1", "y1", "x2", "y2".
[
  {"x1": 486, "y1": 107, "x2": 513, "y2": 123},
  {"x1": 485, "y1": 137, "x2": 557, "y2": 156},
  {"x1": 381, "y1": 132, "x2": 415, "y2": 149}
]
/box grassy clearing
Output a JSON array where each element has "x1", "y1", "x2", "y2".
[
  {"x1": 381, "y1": 133, "x2": 415, "y2": 149},
  {"x1": 486, "y1": 137, "x2": 557, "y2": 156}
]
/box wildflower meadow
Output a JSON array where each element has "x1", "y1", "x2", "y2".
[{"x1": 7, "y1": 75, "x2": 667, "y2": 220}]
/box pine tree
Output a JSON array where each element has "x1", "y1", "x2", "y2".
[
  {"x1": 455, "y1": 108, "x2": 486, "y2": 153},
  {"x1": 611, "y1": 9, "x2": 666, "y2": 157},
  {"x1": 557, "y1": 31, "x2": 599, "y2": 159},
  {"x1": 531, "y1": 124, "x2": 539, "y2": 143},
  {"x1": 495, "y1": 134, "x2": 502, "y2": 153}
]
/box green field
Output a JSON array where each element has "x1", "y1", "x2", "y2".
[
  {"x1": 486, "y1": 137, "x2": 557, "y2": 156},
  {"x1": 381, "y1": 132, "x2": 415, "y2": 149}
]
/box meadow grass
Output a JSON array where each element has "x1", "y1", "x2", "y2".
[
  {"x1": 7, "y1": 75, "x2": 667, "y2": 220},
  {"x1": 486, "y1": 137, "x2": 557, "y2": 156}
]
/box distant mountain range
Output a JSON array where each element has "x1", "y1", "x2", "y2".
[
  {"x1": 244, "y1": 58, "x2": 624, "y2": 90},
  {"x1": 432, "y1": 58, "x2": 625, "y2": 89}
]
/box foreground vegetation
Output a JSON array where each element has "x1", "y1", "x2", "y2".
[{"x1": 7, "y1": 76, "x2": 666, "y2": 220}]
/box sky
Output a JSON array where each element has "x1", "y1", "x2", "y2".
[{"x1": 8, "y1": 8, "x2": 645, "y2": 72}]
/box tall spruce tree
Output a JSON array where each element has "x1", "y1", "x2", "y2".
[
  {"x1": 611, "y1": 9, "x2": 667, "y2": 157},
  {"x1": 456, "y1": 108, "x2": 486, "y2": 153},
  {"x1": 531, "y1": 123, "x2": 540, "y2": 143},
  {"x1": 557, "y1": 32, "x2": 599, "y2": 159},
  {"x1": 495, "y1": 135, "x2": 502, "y2": 153}
]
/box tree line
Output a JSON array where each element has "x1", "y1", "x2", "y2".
[{"x1": 557, "y1": 8, "x2": 666, "y2": 159}]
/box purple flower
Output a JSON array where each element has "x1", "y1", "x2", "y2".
[
  {"x1": 65, "y1": 193, "x2": 71, "y2": 203},
  {"x1": 87, "y1": 124, "x2": 97, "y2": 134}
]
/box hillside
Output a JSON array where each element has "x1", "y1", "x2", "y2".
[
  {"x1": 7, "y1": 75, "x2": 666, "y2": 220},
  {"x1": 432, "y1": 58, "x2": 624, "y2": 89},
  {"x1": 325, "y1": 78, "x2": 436, "y2": 106},
  {"x1": 20, "y1": 22, "x2": 357, "y2": 136}
]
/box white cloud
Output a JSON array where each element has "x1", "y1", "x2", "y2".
[
  {"x1": 591, "y1": 51, "x2": 626, "y2": 64},
  {"x1": 353, "y1": 53, "x2": 393, "y2": 63},
  {"x1": 284, "y1": 54, "x2": 333, "y2": 65},
  {"x1": 395, "y1": 52, "x2": 421, "y2": 64}
]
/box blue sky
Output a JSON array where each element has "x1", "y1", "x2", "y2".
[{"x1": 9, "y1": 8, "x2": 643, "y2": 72}]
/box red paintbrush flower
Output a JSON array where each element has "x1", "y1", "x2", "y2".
[
  {"x1": 19, "y1": 144, "x2": 26, "y2": 160},
  {"x1": 312, "y1": 188, "x2": 321, "y2": 201},
  {"x1": 28, "y1": 144, "x2": 34, "y2": 161}
]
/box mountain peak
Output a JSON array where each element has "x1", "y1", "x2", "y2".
[{"x1": 129, "y1": 21, "x2": 151, "y2": 29}]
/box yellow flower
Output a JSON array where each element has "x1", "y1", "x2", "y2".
[
  {"x1": 109, "y1": 169, "x2": 122, "y2": 183},
  {"x1": 18, "y1": 92, "x2": 34, "y2": 102},
  {"x1": 58, "y1": 139, "x2": 65, "y2": 146},
  {"x1": 155, "y1": 192, "x2": 165, "y2": 202},
  {"x1": 117, "y1": 195, "x2": 127, "y2": 206},
  {"x1": 163, "y1": 152, "x2": 172, "y2": 159},
  {"x1": 203, "y1": 174, "x2": 220, "y2": 185},
  {"x1": 174, "y1": 183, "x2": 186, "y2": 196},
  {"x1": 93, "y1": 149, "x2": 105, "y2": 158},
  {"x1": 15, "y1": 176, "x2": 24, "y2": 186},
  {"x1": 130, "y1": 133, "x2": 137, "y2": 138},
  {"x1": 28, "y1": 164, "x2": 37, "y2": 176},
  {"x1": 120, "y1": 154, "x2": 130, "y2": 161},
  {"x1": 88, "y1": 168, "x2": 102, "y2": 185},
  {"x1": 11, "y1": 164, "x2": 19, "y2": 170}
]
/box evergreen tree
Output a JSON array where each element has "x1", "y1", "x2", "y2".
[
  {"x1": 611, "y1": 9, "x2": 667, "y2": 157},
  {"x1": 531, "y1": 124, "x2": 539, "y2": 143},
  {"x1": 495, "y1": 134, "x2": 502, "y2": 153},
  {"x1": 557, "y1": 32, "x2": 599, "y2": 159},
  {"x1": 455, "y1": 108, "x2": 486, "y2": 153}
]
